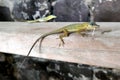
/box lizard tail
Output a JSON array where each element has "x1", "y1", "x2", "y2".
[
  {"x1": 18, "y1": 36, "x2": 43, "y2": 71},
  {"x1": 18, "y1": 31, "x2": 54, "y2": 71},
  {"x1": 39, "y1": 37, "x2": 45, "y2": 53}
]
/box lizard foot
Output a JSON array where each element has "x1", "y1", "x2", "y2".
[
  {"x1": 56, "y1": 37, "x2": 65, "y2": 47},
  {"x1": 59, "y1": 41, "x2": 65, "y2": 47}
]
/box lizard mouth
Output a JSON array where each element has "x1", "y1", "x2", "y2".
[{"x1": 89, "y1": 21, "x2": 100, "y2": 27}]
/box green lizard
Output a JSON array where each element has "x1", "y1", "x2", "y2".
[
  {"x1": 19, "y1": 22, "x2": 99, "y2": 69},
  {"x1": 32, "y1": 22, "x2": 99, "y2": 53},
  {"x1": 27, "y1": 15, "x2": 56, "y2": 23}
]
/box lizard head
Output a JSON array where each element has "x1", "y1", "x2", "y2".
[{"x1": 86, "y1": 22, "x2": 99, "y2": 30}]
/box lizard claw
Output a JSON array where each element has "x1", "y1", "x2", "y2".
[
  {"x1": 56, "y1": 37, "x2": 65, "y2": 47},
  {"x1": 58, "y1": 40, "x2": 65, "y2": 47}
]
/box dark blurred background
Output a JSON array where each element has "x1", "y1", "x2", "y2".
[{"x1": 0, "y1": 0, "x2": 120, "y2": 22}]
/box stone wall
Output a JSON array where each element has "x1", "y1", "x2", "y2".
[
  {"x1": 0, "y1": 53, "x2": 120, "y2": 80},
  {"x1": 94, "y1": 0, "x2": 120, "y2": 21},
  {"x1": 0, "y1": 0, "x2": 120, "y2": 21}
]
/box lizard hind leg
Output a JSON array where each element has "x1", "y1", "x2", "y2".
[{"x1": 59, "y1": 29, "x2": 69, "y2": 47}]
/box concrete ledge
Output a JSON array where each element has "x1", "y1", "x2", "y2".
[{"x1": 0, "y1": 22, "x2": 120, "y2": 69}]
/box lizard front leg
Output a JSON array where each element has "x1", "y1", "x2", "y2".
[
  {"x1": 76, "y1": 29, "x2": 88, "y2": 37},
  {"x1": 59, "y1": 29, "x2": 69, "y2": 46}
]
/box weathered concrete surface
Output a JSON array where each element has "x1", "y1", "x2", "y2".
[{"x1": 0, "y1": 22, "x2": 120, "y2": 69}]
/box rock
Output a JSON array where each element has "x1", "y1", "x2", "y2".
[
  {"x1": 94, "y1": 0, "x2": 120, "y2": 21},
  {"x1": 53, "y1": 0, "x2": 89, "y2": 22},
  {"x1": 0, "y1": 6, "x2": 13, "y2": 21}
]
